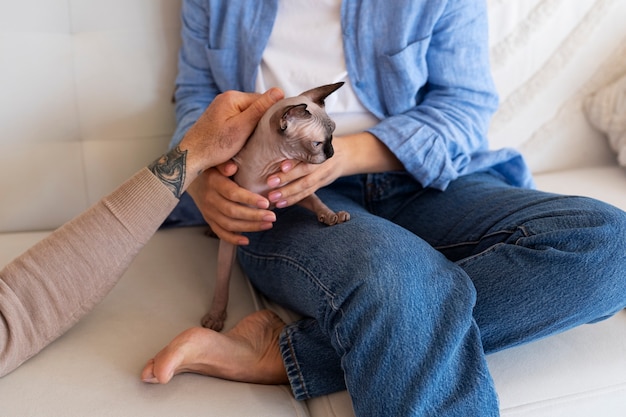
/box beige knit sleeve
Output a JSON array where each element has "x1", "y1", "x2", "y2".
[{"x1": 0, "y1": 168, "x2": 179, "y2": 377}]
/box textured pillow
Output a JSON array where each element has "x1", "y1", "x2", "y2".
[{"x1": 584, "y1": 74, "x2": 626, "y2": 167}]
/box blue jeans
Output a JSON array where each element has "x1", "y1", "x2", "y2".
[{"x1": 167, "y1": 172, "x2": 626, "y2": 416}]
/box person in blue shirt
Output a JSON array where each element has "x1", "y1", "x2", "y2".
[{"x1": 142, "y1": 1, "x2": 626, "y2": 416}]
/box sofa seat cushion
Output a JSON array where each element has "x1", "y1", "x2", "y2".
[
  {"x1": 0, "y1": 227, "x2": 309, "y2": 417},
  {"x1": 534, "y1": 165, "x2": 626, "y2": 210},
  {"x1": 490, "y1": 311, "x2": 626, "y2": 417}
]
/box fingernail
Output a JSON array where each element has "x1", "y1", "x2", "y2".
[
  {"x1": 267, "y1": 176, "x2": 280, "y2": 187},
  {"x1": 276, "y1": 200, "x2": 288, "y2": 208},
  {"x1": 263, "y1": 213, "x2": 276, "y2": 222},
  {"x1": 268, "y1": 191, "x2": 281, "y2": 202},
  {"x1": 260, "y1": 222, "x2": 274, "y2": 231},
  {"x1": 142, "y1": 377, "x2": 158, "y2": 384},
  {"x1": 256, "y1": 199, "x2": 270, "y2": 209},
  {"x1": 281, "y1": 161, "x2": 293, "y2": 172},
  {"x1": 269, "y1": 87, "x2": 284, "y2": 101}
]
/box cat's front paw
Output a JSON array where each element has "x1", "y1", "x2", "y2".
[
  {"x1": 318, "y1": 210, "x2": 350, "y2": 226},
  {"x1": 201, "y1": 310, "x2": 227, "y2": 332},
  {"x1": 336, "y1": 211, "x2": 350, "y2": 223}
]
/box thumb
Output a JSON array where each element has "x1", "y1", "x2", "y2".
[
  {"x1": 234, "y1": 88, "x2": 284, "y2": 133},
  {"x1": 216, "y1": 160, "x2": 238, "y2": 177}
]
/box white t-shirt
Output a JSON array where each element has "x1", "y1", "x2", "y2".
[{"x1": 255, "y1": 0, "x2": 379, "y2": 136}]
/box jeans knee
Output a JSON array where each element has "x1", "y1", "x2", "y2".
[
  {"x1": 587, "y1": 200, "x2": 626, "y2": 267},
  {"x1": 568, "y1": 199, "x2": 626, "y2": 310},
  {"x1": 333, "y1": 241, "x2": 477, "y2": 328}
]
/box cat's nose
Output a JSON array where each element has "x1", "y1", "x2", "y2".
[{"x1": 324, "y1": 137, "x2": 334, "y2": 158}]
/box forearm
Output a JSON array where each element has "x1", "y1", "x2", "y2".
[
  {"x1": 0, "y1": 142, "x2": 197, "y2": 376},
  {"x1": 335, "y1": 132, "x2": 404, "y2": 177},
  {"x1": 0, "y1": 169, "x2": 178, "y2": 376}
]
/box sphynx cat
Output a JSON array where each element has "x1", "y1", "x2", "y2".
[{"x1": 202, "y1": 82, "x2": 350, "y2": 331}]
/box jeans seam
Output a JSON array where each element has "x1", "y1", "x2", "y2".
[
  {"x1": 241, "y1": 246, "x2": 348, "y2": 324},
  {"x1": 434, "y1": 228, "x2": 517, "y2": 252},
  {"x1": 281, "y1": 325, "x2": 310, "y2": 400},
  {"x1": 455, "y1": 242, "x2": 505, "y2": 268},
  {"x1": 450, "y1": 226, "x2": 531, "y2": 267},
  {"x1": 239, "y1": 249, "x2": 338, "y2": 300}
]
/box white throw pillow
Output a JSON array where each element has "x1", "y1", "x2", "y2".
[{"x1": 584, "y1": 74, "x2": 626, "y2": 167}]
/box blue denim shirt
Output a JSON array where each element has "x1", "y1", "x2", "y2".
[{"x1": 172, "y1": 0, "x2": 534, "y2": 190}]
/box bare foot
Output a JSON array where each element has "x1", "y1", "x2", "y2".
[{"x1": 141, "y1": 310, "x2": 288, "y2": 385}]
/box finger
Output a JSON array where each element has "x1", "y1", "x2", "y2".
[
  {"x1": 206, "y1": 170, "x2": 270, "y2": 209},
  {"x1": 216, "y1": 161, "x2": 238, "y2": 177},
  {"x1": 203, "y1": 197, "x2": 274, "y2": 232},
  {"x1": 267, "y1": 178, "x2": 311, "y2": 208},
  {"x1": 231, "y1": 88, "x2": 284, "y2": 135},
  {"x1": 222, "y1": 184, "x2": 271, "y2": 210},
  {"x1": 208, "y1": 222, "x2": 249, "y2": 246},
  {"x1": 268, "y1": 182, "x2": 311, "y2": 208},
  {"x1": 280, "y1": 160, "x2": 296, "y2": 173},
  {"x1": 217, "y1": 200, "x2": 276, "y2": 224},
  {"x1": 209, "y1": 219, "x2": 274, "y2": 246},
  {"x1": 267, "y1": 161, "x2": 314, "y2": 189},
  {"x1": 205, "y1": 194, "x2": 275, "y2": 237}
]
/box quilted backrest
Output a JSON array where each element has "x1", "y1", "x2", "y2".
[
  {"x1": 487, "y1": 0, "x2": 626, "y2": 172},
  {"x1": 1, "y1": 0, "x2": 625, "y2": 233},
  {"x1": 0, "y1": 0, "x2": 181, "y2": 233}
]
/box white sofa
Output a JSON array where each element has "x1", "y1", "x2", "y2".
[{"x1": 1, "y1": 1, "x2": 625, "y2": 416}]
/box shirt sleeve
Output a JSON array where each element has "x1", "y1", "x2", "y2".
[
  {"x1": 367, "y1": 1, "x2": 499, "y2": 190},
  {"x1": 0, "y1": 168, "x2": 178, "y2": 377},
  {"x1": 170, "y1": 0, "x2": 221, "y2": 149}
]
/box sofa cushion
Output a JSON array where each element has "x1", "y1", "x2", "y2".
[
  {"x1": 0, "y1": 0, "x2": 180, "y2": 233},
  {"x1": 0, "y1": 227, "x2": 309, "y2": 417},
  {"x1": 534, "y1": 165, "x2": 626, "y2": 210},
  {"x1": 487, "y1": 0, "x2": 626, "y2": 173}
]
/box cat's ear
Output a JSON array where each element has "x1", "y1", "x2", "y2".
[
  {"x1": 271, "y1": 103, "x2": 311, "y2": 132},
  {"x1": 300, "y1": 82, "x2": 344, "y2": 107}
]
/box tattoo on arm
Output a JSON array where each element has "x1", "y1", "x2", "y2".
[{"x1": 148, "y1": 146, "x2": 187, "y2": 198}]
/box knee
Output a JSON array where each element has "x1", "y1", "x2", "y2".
[
  {"x1": 598, "y1": 203, "x2": 626, "y2": 289},
  {"x1": 336, "y1": 236, "x2": 476, "y2": 319},
  {"x1": 582, "y1": 199, "x2": 626, "y2": 268},
  {"x1": 566, "y1": 198, "x2": 626, "y2": 309},
  {"x1": 540, "y1": 196, "x2": 625, "y2": 260}
]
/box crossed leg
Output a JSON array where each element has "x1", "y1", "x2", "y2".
[{"x1": 141, "y1": 310, "x2": 288, "y2": 385}]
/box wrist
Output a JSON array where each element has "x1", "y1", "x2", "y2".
[
  {"x1": 148, "y1": 146, "x2": 189, "y2": 198},
  {"x1": 335, "y1": 132, "x2": 402, "y2": 176}
]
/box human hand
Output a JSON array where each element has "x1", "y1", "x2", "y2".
[
  {"x1": 187, "y1": 163, "x2": 276, "y2": 245},
  {"x1": 265, "y1": 142, "x2": 346, "y2": 208},
  {"x1": 180, "y1": 88, "x2": 284, "y2": 176},
  {"x1": 262, "y1": 132, "x2": 403, "y2": 207},
  {"x1": 263, "y1": 131, "x2": 403, "y2": 207}
]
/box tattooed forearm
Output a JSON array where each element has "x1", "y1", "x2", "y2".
[{"x1": 148, "y1": 146, "x2": 187, "y2": 198}]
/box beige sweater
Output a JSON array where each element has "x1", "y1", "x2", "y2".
[{"x1": 0, "y1": 168, "x2": 179, "y2": 377}]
